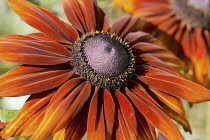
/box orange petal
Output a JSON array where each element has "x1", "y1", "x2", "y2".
[
  {"x1": 145, "y1": 52, "x2": 184, "y2": 69},
  {"x1": 16, "y1": 111, "x2": 45, "y2": 137},
  {"x1": 137, "y1": 66, "x2": 210, "y2": 103},
  {"x1": 158, "y1": 16, "x2": 178, "y2": 32},
  {"x1": 27, "y1": 33, "x2": 52, "y2": 40},
  {"x1": 128, "y1": 80, "x2": 161, "y2": 108},
  {"x1": 62, "y1": 0, "x2": 109, "y2": 33},
  {"x1": 53, "y1": 107, "x2": 88, "y2": 140},
  {"x1": 147, "y1": 51, "x2": 184, "y2": 68},
  {"x1": 113, "y1": 0, "x2": 169, "y2": 13},
  {"x1": 180, "y1": 27, "x2": 209, "y2": 85},
  {"x1": 166, "y1": 21, "x2": 180, "y2": 36},
  {"x1": 134, "y1": 10, "x2": 173, "y2": 26},
  {"x1": 62, "y1": 0, "x2": 88, "y2": 34},
  {"x1": 87, "y1": 87, "x2": 107, "y2": 140},
  {"x1": 181, "y1": 28, "x2": 192, "y2": 58},
  {"x1": 125, "y1": 87, "x2": 184, "y2": 140},
  {"x1": 192, "y1": 28, "x2": 209, "y2": 85},
  {"x1": 6, "y1": 0, "x2": 79, "y2": 43},
  {"x1": 0, "y1": 34, "x2": 37, "y2": 41},
  {"x1": 136, "y1": 2, "x2": 170, "y2": 18},
  {"x1": 132, "y1": 42, "x2": 184, "y2": 69},
  {"x1": 132, "y1": 42, "x2": 166, "y2": 55},
  {"x1": 1, "y1": 91, "x2": 54, "y2": 138},
  {"x1": 0, "y1": 64, "x2": 74, "y2": 96},
  {"x1": 114, "y1": 90, "x2": 138, "y2": 139},
  {"x1": 135, "y1": 53, "x2": 180, "y2": 74},
  {"x1": 124, "y1": 31, "x2": 155, "y2": 46},
  {"x1": 150, "y1": 88, "x2": 191, "y2": 132},
  {"x1": 87, "y1": 88, "x2": 116, "y2": 140},
  {"x1": 0, "y1": 33, "x2": 51, "y2": 41},
  {"x1": 30, "y1": 77, "x2": 85, "y2": 140},
  {"x1": 64, "y1": 107, "x2": 88, "y2": 140},
  {"x1": 53, "y1": 128, "x2": 65, "y2": 140},
  {"x1": 115, "y1": 109, "x2": 131, "y2": 140},
  {"x1": 113, "y1": 0, "x2": 140, "y2": 13},
  {"x1": 52, "y1": 82, "x2": 91, "y2": 133},
  {"x1": 111, "y1": 16, "x2": 140, "y2": 39},
  {"x1": 204, "y1": 30, "x2": 210, "y2": 48},
  {"x1": 174, "y1": 21, "x2": 186, "y2": 42},
  {"x1": 82, "y1": 0, "x2": 109, "y2": 32},
  {"x1": 135, "y1": 110, "x2": 156, "y2": 140},
  {"x1": 0, "y1": 36, "x2": 72, "y2": 65},
  {"x1": 103, "y1": 90, "x2": 116, "y2": 137}
]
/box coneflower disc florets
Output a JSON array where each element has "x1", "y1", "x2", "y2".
[
  {"x1": 170, "y1": 0, "x2": 210, "y2": 30},
  {"x1": 72, "y1": 31, "x2": 135, "y2": 90}
]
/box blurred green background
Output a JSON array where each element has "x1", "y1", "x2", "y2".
[{"x1": 0, "y1": 0, "x2": 209, "y2": 140}]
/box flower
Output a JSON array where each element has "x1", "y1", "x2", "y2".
[
  {"x1": 0, "y1": 0, "x2": 210, "y2": 140},
  {"x1": 113, "y1": 0, "x2": 210, "y2": 86}
]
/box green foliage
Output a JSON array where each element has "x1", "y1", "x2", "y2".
[
  {"x1": 0, "y1": 110, "x2": 28, "y2": 140},
  {"x1": 0, "y1": 109, "x2": 19, "y2": 122}
]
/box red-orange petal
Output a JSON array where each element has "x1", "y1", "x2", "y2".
[
  {"x1": 87, "y1": 88, "x2": 116, "y2": 140},
  {"x1": 0, "y1": 36, "x2": 72, "y2": 65},
  {"x1": 125, "y1": 87, "x2": 184, "y2": 140},
  {"x1": 145, "y1": 52, "x2": 184, "y2": 69},
  {"x1": 52, "y1": 82, "x2": 91, "y2": 134},
  {"x1": 132, "y1": 42, "x2": 184, "y2": 70},
  {"x1": 191, "y1": 28, "x2": 209, "y2": 85},
  {"x1": 174, "y1": 21, "x2": 186, "y2": 42},
  {"x1": 111, "y1": 16, "x2": 140, "y2": 39},
  {"x1": 87, "y1": 87, "x2": 107, "y2": 140},
  {"x1": 151, "y1": 88, "x2": 191, "y2": 132},
  {"x1": 135, "y1": 110, "x2": 156, "y2": 140},
  {"x1": 124, "y1": 31, "x2": 155, "y2": 46},
  {"x1": 82, "y1": 0, "x2": 109, "y2": 32},
  {"x1": 0, "y1": 122, "x2": 8, "y2": 130},
  {"x1": 53, "y1": 107, "x2": 88, "y2": 140},
  {"x1": 62, "y1": 0, "x2": 109, "y2": 34},
  {"x1": 204, "y1": 30, "x2": 210, "y2": 49},
  {"x1": 158, "y1": 16, "x2": 178, "y2": 32},
  {"x1": 62, "y1": 0, "x2": 88, "y2": 34},
  {"x1": 0, "y1": 64, "x2": 74, "y2": 96},
  {"x1": 114, "y1": 90, "x2": 138, "y2": 139},
  {"x1": 136, "y1": 2, "x2": 170, "y2": 17},
  {"x1": 137, "y1": 66, "x2": 210, "y2": 103},
  {"x1": 1, "y1": 90, "x2": 54, "y2": 138},
  {"x1": 135, "y1": 53, "x2": 180, "y2": 74},
  {"x1": 30, "y1": 77, "x2": 85, "y2": 140},
  {"x1": 0, "y1": 34, "x2": 36, "y2": 41},
  {"x1": 115, "y1": 109, "x2": 130, "y2": 140},
  {"x1": 0, "y1": 33, "x2": 51, "y2": 41},
  {"x1": 27, "y1": 33, "x2": 53, "y2": 40},
  {"x1": 131, "y1": 42, "x2": 166, "y2": 55},
  {"x1": 103, "y1": 90, "x2": 115, "y2": 137},
  {"x1": 128, "y1": 80, "x2": 161, "y2": 108},
  {"x1": 6, "y1": 0, "x2": 79, "y2": 43},
  {"x1": 53, "y1": 128, "x2": 65, "y2": 140}
]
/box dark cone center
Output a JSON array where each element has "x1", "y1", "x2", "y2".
[
  {"x1": 72, "y1": 32, "x2": 135, "y2": 90},
  {"x1": 83, "y1": 35, "x2": 129, "y2": 77},
  {"x1": 188, "y1": 0, "x2": 210, "y2": 12},
  {"x1": 170, "y1": 0, "x2": 210, "y2": 30}
]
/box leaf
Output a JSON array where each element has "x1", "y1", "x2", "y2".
[{"x1": 0, "y1": 109, "x2": 19, "y2": 122}]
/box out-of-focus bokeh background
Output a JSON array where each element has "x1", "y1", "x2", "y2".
[{"x1": 0, "y1": 0, "x2": 209, "y2": 140}]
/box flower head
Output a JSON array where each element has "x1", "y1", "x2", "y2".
[
  {"x1": 113, "y1": 0, "x2": 210, "y2": 86},
  {"x1": 0, "y1": 0, "x2": 210, "y2": 140}
]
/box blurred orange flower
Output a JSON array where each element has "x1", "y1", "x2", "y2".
[
  {"x1": 113, "y1": 0, "x2": 210, "y2": 86},
  {"x1": 0, "y1": 0, "x2": 210, "y2": 140}
]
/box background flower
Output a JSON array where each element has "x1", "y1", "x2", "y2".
[{"x1": 113, "y1": 0, "x2": 210, "y2": 87}]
